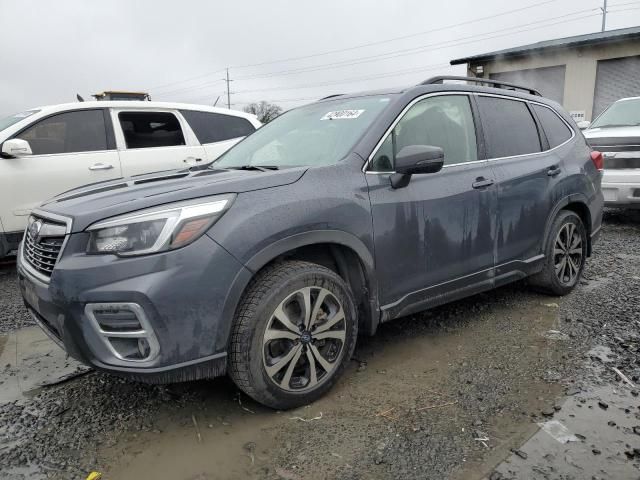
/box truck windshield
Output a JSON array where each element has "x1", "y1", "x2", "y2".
[
  {"x1": 591, "y1": 98, "x2": 640, "y2": 128},
  {"x1": 214, "y1": 95, "x2": 393, "y2": 169},
  {"x1": 0, "y1": 110, "x2": 40, "y2": 133}
]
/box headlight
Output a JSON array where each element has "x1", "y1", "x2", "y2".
[{"x1": 86, "y1": 194, "x2": 235, "y2": 256}]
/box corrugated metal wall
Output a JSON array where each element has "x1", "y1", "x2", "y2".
[
  {"x1": 593, "y1": 55, "x2": 640, "y2": 118},
  {"x1": 489, "y1": 65, "x2": 566, "y2": 103}
]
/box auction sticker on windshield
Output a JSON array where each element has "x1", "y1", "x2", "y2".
[{"x1": 321, "y1": 110, "x2": 365, "y2": 120}]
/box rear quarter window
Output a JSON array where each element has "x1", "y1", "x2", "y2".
[
  {"x1": 477, "y1": 96, "x2": 541, "y2": 158},
  {"x1": 532, "y1": 104, "x2": 573, "y2": 148},
  {"x1": 180, "y1": 110, "x2": 256, "y2": 144}
]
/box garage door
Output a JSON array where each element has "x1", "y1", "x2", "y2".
[
  {"x1": 593, "y1": 55, "x2": 640, "y2": 118},
  {"x1": 489, "y1": 65, "x2": 566, "y2": 103}
]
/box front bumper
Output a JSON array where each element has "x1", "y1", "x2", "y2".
[
  {"x1": 601, "y1": 169, "x2": 640, "y2": 208},
  {"x1": 17, "y1": 232, "x2": 250, "y2": 382}
]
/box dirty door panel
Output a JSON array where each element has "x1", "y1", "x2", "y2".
[{"x1": 366, "y1": 94, "x2": 497, "y2": 318}]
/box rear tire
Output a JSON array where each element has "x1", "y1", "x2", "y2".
[
  {"x1": 228, "y1": 260, "x2": 358, "y2": 409},
  {"x1": 529, "y1": 210, "x2": 587, "y2": 296}
]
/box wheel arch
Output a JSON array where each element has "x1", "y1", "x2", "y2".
[
  {"x1": 543, "y1": 194, "x2": 593, "y2": 257},
  {"x1": 221, "y1": 231, "x2": 380, "y2": 350}
]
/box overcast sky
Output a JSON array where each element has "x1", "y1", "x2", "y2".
[{"x1": 1, "y1": 0, "x2": 639, "y2": 116}]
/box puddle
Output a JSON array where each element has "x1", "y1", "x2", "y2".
[
  {"x1": 0, "y1": 326, "x2": 90, "y2": 406},
  {"x1": 491, "y1": 384, "x2": 640, "y2": 479}
]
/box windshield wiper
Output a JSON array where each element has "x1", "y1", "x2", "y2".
[{"x1": 226, "y1": 165, "x2": 280, "y2": 172}]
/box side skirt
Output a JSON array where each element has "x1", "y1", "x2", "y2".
[{"x1": 381, "y1": 255, "x2": 545, "y2": 322}]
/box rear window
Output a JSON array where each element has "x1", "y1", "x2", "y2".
[
  {"x1": 477, "y1": 96, "x2": 541, "y2": 158},
  {"x1": 532, "y1": 104, "x2": 572, "y2": 148},
  {"x1": 180, "y1": 110, "x2": 255, "y2": 144},
  {"x1": 118, "y1": 111, "x2": 185, "y2": 149}
]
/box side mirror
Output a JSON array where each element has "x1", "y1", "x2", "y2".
[
  {"x1": 391, "y1": 145, "x2": 444, "y2": 189},
  {"x1": 577, "y1": 120, "x2": 591, "y2": 130},
  {"x1": 1, "y1": 138, "x2": 33, "y2": 158}
]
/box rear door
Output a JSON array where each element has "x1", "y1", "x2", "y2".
[
  {"x1": 179, "y1": 110, "x2": 257, "y2": 162},
  {"x1": 366, "y1": 93, "x2": 497, "y2": 317},
  {"x1": 0, "y1": 109, "x2": 121, "y2": 233},
  {"x1": 476, "y1": 95, "x2": 570, "y2": 280},
  {"x1": 111, "y1": 109, "x2": 206, "y2": 176}
]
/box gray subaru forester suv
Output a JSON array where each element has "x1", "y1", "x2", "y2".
[{"x1": 18, "y1": 77, "x2": 603, "y2": 409}]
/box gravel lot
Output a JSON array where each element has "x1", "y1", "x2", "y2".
[{"x1": 0, "y1": 210, "x2": 639, "y2": 480}]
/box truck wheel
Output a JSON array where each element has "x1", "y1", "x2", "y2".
[
  {"x1": 529, "y1": 210, "x2": 587, "y2": 296},
  {"x1": 229, "y1": 260, "x2": 358, "y2": 409}
]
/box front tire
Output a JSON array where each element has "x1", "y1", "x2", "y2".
[
  {"x1": 228, "y1": 260, "x2": 358, "y2": 409},
  {"x1": 529, "y1": 210, "x2": 587, "y2": 295}
]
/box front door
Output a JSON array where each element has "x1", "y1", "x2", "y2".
[
  {"x1": 111, "y1": 109, "x2": 206, "y2": 177},
  {"x1": 0, "y1": 109, "x2": 122, "y2": 233},
  {"x1": 365, "y1": 93, "x2": 497, "y2": 318}
]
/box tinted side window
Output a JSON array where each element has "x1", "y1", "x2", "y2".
[
  {"x1": 17, "y1": 110, "x2": 107, "y2": 155},
  {"x1": 370, "y1": 95, "x2": 477, "y2": 171},
  {"x1": 118, "y1": 112, "x2": 185, "y2": 149},
  {"x1": 477, "y1": 97, "x2": 541, "y2": 158},
  {"x1": 180, "y1": 110, "x2": 255, "y2": 144},
  {"x1": 532, "y1": 104, "x2": 572, "y2": 148}
]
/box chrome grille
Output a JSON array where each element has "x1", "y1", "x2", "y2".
[{"x1": 23, "y1": 217, "x2": 66, "y2": 277}]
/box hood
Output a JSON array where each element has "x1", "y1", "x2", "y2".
[
  {"x1": 39, "y1": 167, "x2": 307, "y2": 232},
  {"x1": 584, "y1": 125, "x2": 640, "y2": 141}
]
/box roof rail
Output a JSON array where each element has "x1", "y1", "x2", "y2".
[
  {"x1": 420, "y1": 76, "x2": 542, "y2": 96},
  {"x1": 319, "y1": 94, "x2": 344, "y2": 100}
]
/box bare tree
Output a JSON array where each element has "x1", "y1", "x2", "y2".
[{"x1": 243, "y1": 101, "x2": 283, "y2": 123}]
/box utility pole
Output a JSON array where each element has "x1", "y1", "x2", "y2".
[
  {"x1": 601, "y1": 0, "x2": 608, "y2": 32},
  {"x1": 224, "y1": 68, "x2": 232, "y2": 109}
]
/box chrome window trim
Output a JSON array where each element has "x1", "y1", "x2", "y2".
[
  {"x1": 474, "y1": 93, "x2": 576, "y2": 162},
  {"x1": 363, "y1": 91, "x2": 576, "y2": 174},
  {"x1": 363, "y1": 92, "x2": 473, "y2": 173},
  {"x1": 20, "y1": 210, "x2": 72, "y2": 284}
]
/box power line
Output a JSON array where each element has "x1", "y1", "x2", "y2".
[
  {"x1": 229, "y1": 0, "x2": 559, "y2": 69},
  {"x1": 155, "y1": 5, "x2": 640, "y2": 106},
  {"x1": 149, "y1": 0, "x2": 558, "y2": 94},
  {"x1": 150, "y1": 68, "x2": 226, "y2": 92},
  {"x1": 159, "y1": 5, "x2": 603, "y2": 100},
  {"x1": 154, "y1": 79, "x2": 225, "y2": 98},
  {"x1": 233, "y1": 7, "x2": 602, "y2": 81},
  {"x1": 233, "y1": 64, "x2": 450, "y2": 95}
]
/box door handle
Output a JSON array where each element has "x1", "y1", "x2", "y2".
[
  {"x1": 472, "y1": 177, "x2": 494, "y2": 189},
  {"x1": 547, "y1": 165, "x2": 561, "y2": 177},
  {"x1": 183, "y1": 157, "x2": 203, "y2": 163},
  {"x1": 89, "y1": 163, "x2": 114, "y2": 171}
]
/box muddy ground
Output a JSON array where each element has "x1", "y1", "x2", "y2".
[{"x1": 1, "y1": 210, "x2": 639, "y2": 480}]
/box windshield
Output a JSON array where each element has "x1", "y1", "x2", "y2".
[
  {"x1": 0, "y1": 110, "x2": 40, "y2": 133},
  {"x1": 214, "y1": 95, "x2": 393, "y2": 169},
  {"x1": 591, "y1": 98, "x2": 640, "y2": 128}
]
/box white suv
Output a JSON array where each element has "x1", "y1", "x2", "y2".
[
  {"x1": 0, "y1": 102, "x2": 261, "y2": 257},
  {"x1": 583, "y1": 96, "x2": 640, "y2": 209}
]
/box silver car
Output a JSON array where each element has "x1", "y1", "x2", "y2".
[{"x1": 583, "y1": 97, "x2": 640, "y2": 209}]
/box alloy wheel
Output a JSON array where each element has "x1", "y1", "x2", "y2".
[
  {"x1": 262, "y1": 286, "x2": 346, "y2": 392},
  {"x1": 553, "y1": 222, "x2": 583, "y2": 285}
]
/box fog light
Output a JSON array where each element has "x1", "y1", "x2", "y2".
[{"x1": 138, "y1": 338, "x2": 151, "y2": 358}]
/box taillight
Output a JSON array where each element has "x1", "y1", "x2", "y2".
[{"x1": 590, "y1": 151, "x2": 604, "y2": 171}]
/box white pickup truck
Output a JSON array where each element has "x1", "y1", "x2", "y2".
[
  {"x1": 582, "y1": 96, "x2": 640, "y2": 210},
  {"x1": 0, "y1": 101, "x2": 261, "y2": 257}
]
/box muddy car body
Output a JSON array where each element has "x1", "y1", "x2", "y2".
[{"x1": 18, "y1": 77, "x2": 604, "y2": 408}]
